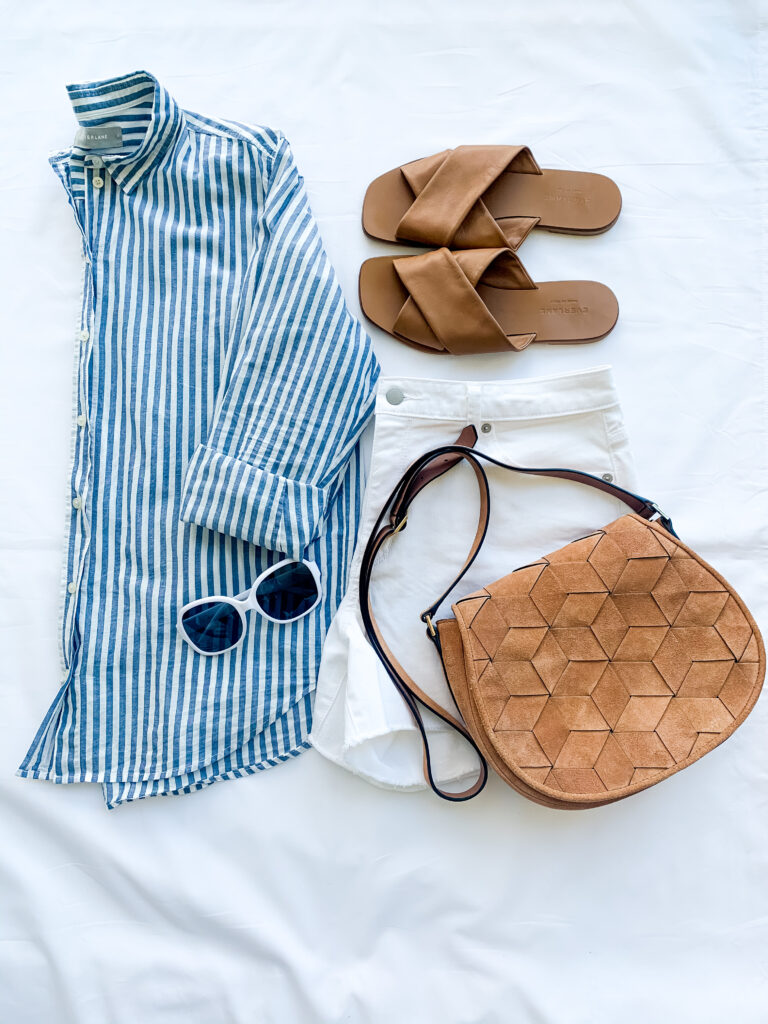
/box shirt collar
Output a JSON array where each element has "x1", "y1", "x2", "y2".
[{"x1": 66, "y1": 70, "x2": 184, "y2": 193}]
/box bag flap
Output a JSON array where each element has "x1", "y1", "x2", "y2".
[{"x1": 448, "y1": 513, "x2": 765, "y2": 805}]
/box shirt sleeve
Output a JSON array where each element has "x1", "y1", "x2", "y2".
[{"x1": 179, "y1": 135, "x2": 379, "y2": 560}]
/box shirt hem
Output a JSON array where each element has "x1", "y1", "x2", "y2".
[{"x1": 16, "y1": 740, "x2": 312, "y2": 786}]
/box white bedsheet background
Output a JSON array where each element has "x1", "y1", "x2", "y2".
[{"x1": 1, "y1": 2, "x2": 766, "y2": 1021}]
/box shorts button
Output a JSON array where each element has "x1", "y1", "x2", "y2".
[
  {"x1": 602, "y1": 472, "x2": 614, "y2": 482},
  {"x1": 385, "y1": 387, "x2": 405, "y2": 406},
  {"x1": 480, "y1": 422, "x2": 492, "y2": 433}
]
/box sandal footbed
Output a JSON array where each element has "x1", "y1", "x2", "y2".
[{"x1": 363, "y1": 165, "x2": 622, "y2": 244}]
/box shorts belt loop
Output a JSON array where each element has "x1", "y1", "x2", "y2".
[{"x1": 466, "y1": 382, "x2": 483, "y2": 428}]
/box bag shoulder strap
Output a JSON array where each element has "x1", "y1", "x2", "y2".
[{"x1": 358, "y1": 426, "x2": 676, "y2": 801}]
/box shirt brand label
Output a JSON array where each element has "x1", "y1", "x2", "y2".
[{"x1": 74, "y1": 125, "x2": 123, "y2": 150}]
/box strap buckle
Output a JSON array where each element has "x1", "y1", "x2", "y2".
[
  {"x1": 648, "y1": 502, "x2": 676, "y2": 536},
  {"x1": 392, "y1": 512, "x2": 408, "y2": 535},
  {"x1": 649, "y1": 501, "x2": 673, "y2": 525}
]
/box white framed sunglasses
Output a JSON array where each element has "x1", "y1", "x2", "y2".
[{"x1": 177, "y1": 559, "x2": 322, "y2": 656}]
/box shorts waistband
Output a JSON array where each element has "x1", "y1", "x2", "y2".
[{"x1": 375, "y1": 365, "x2": 621, "y2": 422}]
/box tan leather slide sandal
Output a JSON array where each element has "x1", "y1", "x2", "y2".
[
  {"x1": 363, "y1": 145, "x2": 622, "y2": 250},
  {"x1": 358, "y1": 247, "x2": 618, "y2": 355}
]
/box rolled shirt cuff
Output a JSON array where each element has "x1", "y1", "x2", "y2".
[{"x1": 179, "y1": 444, "x2": 329, "y2": 559}]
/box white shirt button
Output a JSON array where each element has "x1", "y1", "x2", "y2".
[
  {"x1": 79, "y1": 328, "x2": 89, "y2": 342},
  {"x1": 76, "y1": 414, "x2": 86, "y2": 427},
  {"x1": 90, "y1": 156, "x2": 104, "y2": 168},
  {"x1": 67, "y1": 582, "x2": 76, "y2": 594},
  {"x1": 72, "y1": 496, "x2": 82, "y2": 510},
  {"x1": 93, "y1": 176, "x2": 104, "y2": 188}
]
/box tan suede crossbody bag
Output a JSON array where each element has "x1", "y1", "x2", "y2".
[{"x1": 359, "y1": 427, "x2": 765, "y2": 807}]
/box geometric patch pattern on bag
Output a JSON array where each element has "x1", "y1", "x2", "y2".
[{"x1": 454, "y1": 514, "x2": 762, "y2": 799}]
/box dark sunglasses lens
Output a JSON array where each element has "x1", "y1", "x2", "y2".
[
  {"x1": 181, "y1": 601, "x2": 244, "y2": 653},
  {"x1": 255, "y1": 562, "x2": 319, "y2": 622}
]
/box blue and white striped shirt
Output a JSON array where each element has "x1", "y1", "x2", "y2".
[{"x1": 18, "y1": 71, "x2": 379, "y2": 807}]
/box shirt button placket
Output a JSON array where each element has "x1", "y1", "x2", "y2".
[
  {"x1": 66, "y1": 223, "x2": 94, "y2": 643},
  {"x1": 76, "y1": 328, "x2": 89, "y2": 432},
  {"x1": 90, "y1": 155, "x2": 105, "y2": 189},
  {"x1": 59, "y1": 156, "x2": 97, "y2": 672}
]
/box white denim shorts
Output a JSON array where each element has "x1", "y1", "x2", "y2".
[{"x1": 310, "y1": 366, "x2": 637, "y2": 791}]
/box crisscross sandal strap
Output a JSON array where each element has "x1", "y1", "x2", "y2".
[
  {"x1": 397, "y1": 145, "x2": 541, "y2": 248},
  {"x1": 392, "y1": 247, "x2": 536, "y2": 355}
]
